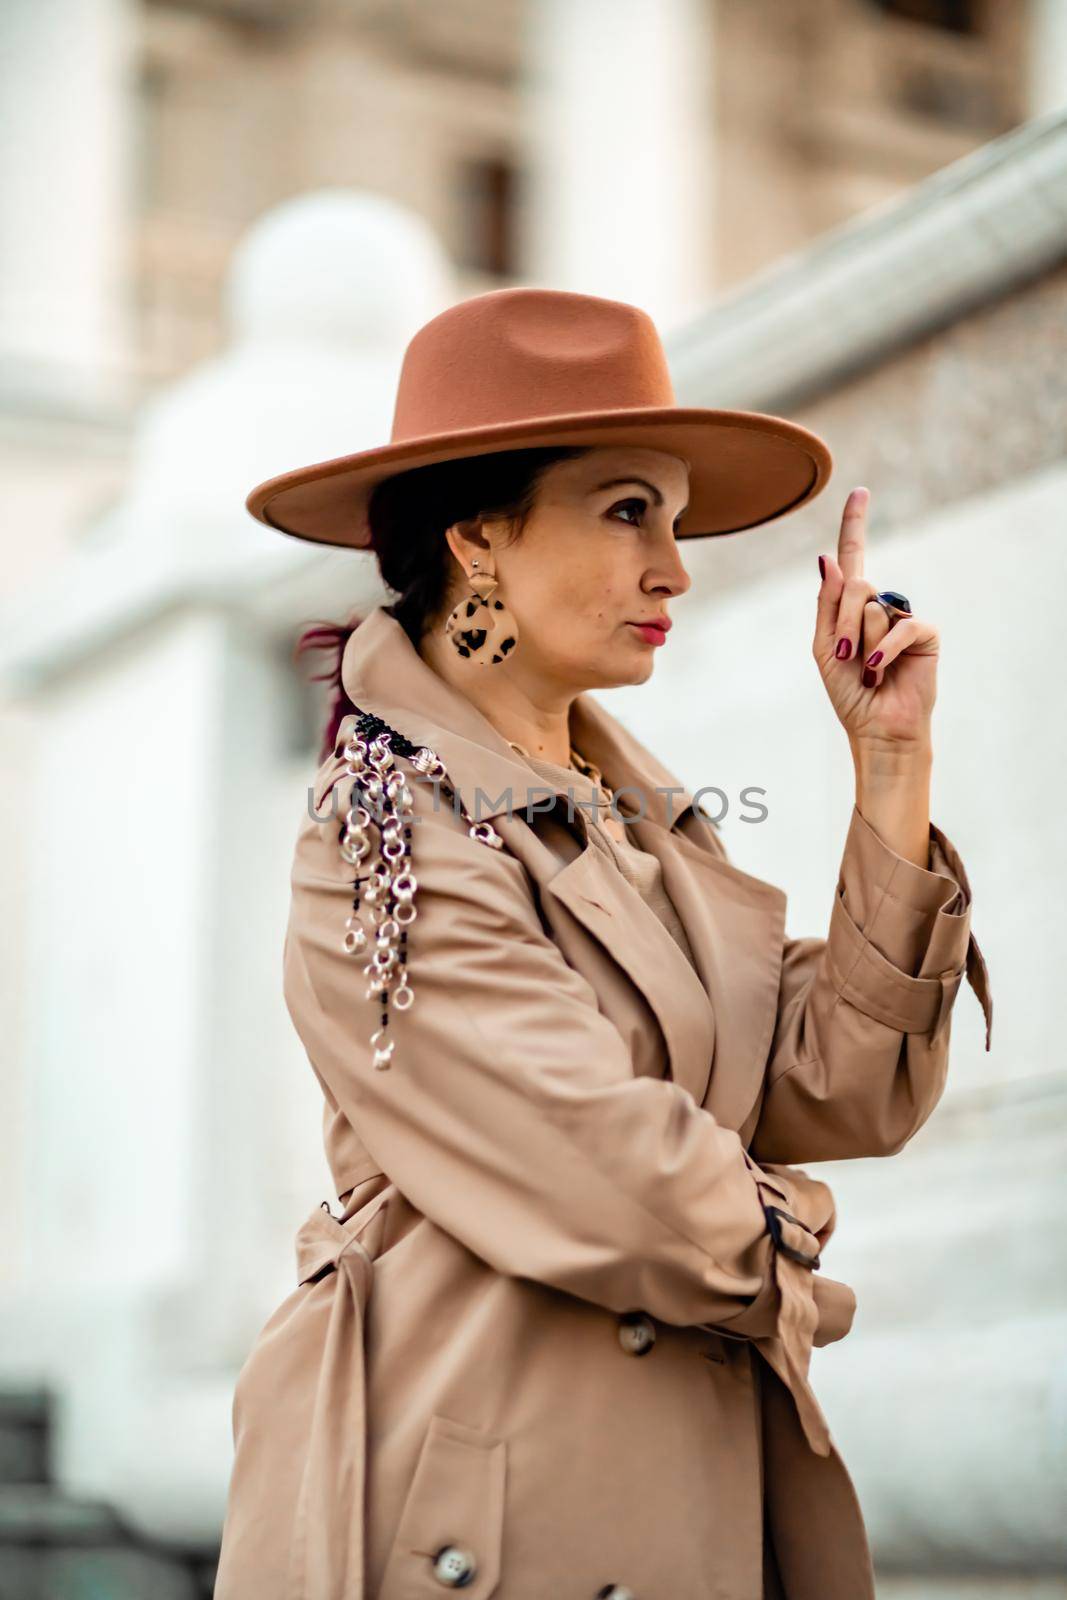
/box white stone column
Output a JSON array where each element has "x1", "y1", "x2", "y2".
[
  {"x1": 518, "y1": 0, "x2": 716, "y2": 333},
  {"x1": 0, "y1": 0, "x2": 135, "y2": 389},
  {"x1": 0, "y1": 189, "x2": 455, "y2": 1539},
  {"x1": 1027, "y1": 0, "x2": 1067, "y2": 117}
]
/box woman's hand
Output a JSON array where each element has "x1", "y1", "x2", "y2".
[
  {"x1": 815, "y1": 487, "x2": 938, "y2": 870},
  {"x1": 814, "y1": 487, "x2": 939, "y2": 757}
]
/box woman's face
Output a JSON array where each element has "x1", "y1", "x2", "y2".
[{"x1": 481, "y1": 446, "x2": 693, "y2": 694}]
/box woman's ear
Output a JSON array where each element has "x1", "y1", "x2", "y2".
[
  {"x1": 445, "y1": 514, "x2": 514, "y2": 575},
  {"x1": 443, "y1": 516, "x2": 481, "y2": 571}
]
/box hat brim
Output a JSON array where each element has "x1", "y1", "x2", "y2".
[{"x1": 245, "y1": 406, "x2": 832, "y2": 547}]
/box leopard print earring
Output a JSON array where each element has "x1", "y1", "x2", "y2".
[{"x1": 442, "y1": 558, "x2": 519, "y2": 666}]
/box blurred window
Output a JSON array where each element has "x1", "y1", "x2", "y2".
[
  {"x1": 456, "y1": 155, "x2": 518, "y2": 279},
  {"x1": 869, "y1": 0, "x2": 981, "y2": 34}
]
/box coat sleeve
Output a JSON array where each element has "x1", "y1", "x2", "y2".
[
  {"x1": 748, "y1": 801, "x2": 993, "y2": 1166},
  {"x1": 283, "y1": 765, "x2": 824, "y2": 1341}
]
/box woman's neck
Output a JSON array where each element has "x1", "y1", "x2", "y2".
[{"x1": 418, "y1": 627, "x2": 576, "y2": 768}]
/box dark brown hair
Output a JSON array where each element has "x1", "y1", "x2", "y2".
[{"x1": 295, "y1": 445, "x2": 590, "y2": 762}]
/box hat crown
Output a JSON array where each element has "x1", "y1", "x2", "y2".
[{"x1": 390, "y1": 287, "x2": 677, "y2": 443}]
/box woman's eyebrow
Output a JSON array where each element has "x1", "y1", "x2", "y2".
[{"x1": 593, "y1": 477, "x2": 689, "y2": 515}]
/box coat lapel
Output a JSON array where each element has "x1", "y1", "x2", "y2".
[
  {"x1": 625, "y1": 816, "x2": 787, "y2": 1130},
  {"x1": 565, "y1": 685, "x2": 788, "y2": 1127},
  {"x1": 337, "y1": 605, "x2": 787, "y2": 1131},
  {"x1": 532, "y1": 828, "x2": 719, "y2": 1109}
]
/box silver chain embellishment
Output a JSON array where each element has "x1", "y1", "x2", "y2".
[{"x1": 337, "y1": 709, "x2": 504, "y2": 1069}]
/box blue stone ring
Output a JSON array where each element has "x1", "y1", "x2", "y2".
[{"x1": 874, "y1": 589, "x2": 911, "y2": 624}]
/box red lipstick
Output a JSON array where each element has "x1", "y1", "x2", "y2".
[{"x1": 627, "y1": 615, "x2": 671, "y2": 646}]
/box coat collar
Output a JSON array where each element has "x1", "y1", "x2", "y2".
[
  {"x1": 338, "y1": 603, "x2": 785, "y2": 1126},
  {"x1": 339, "y1": 604, "x2": 700, "y2": 836}
]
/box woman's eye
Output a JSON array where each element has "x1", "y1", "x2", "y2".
[{"x1": 610, "y1": 499, "x2": 646, "y2": 526}]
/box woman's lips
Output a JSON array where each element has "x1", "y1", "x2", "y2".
[{"x1": 627, "y1": 622, "x2": 668, "y2": 646}]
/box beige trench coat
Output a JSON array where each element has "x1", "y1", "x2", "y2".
[{"x1": 214, "y1": 603, "x2": 992, "y2": 1600}]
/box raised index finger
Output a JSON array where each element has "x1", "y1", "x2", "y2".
[{"x1": 838, "y1": 487, "x2": 869, "y2": 584}]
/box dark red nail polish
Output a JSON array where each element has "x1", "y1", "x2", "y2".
[
  {"x1": 862, "y1": 667, "x2": 877, "y2": 688},
  {"x1": 818, "y1": 555, "x2": 826, "y2": 580},
  {"x1": 866, "y1": 650, "x2": 883, "y2": 667},
  {"x1": 835, "y1": 638, "x2": 852, "y2": 660}
]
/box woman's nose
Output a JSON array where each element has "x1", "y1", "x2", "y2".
[{"x1": 654, "y1": 554, "x2": 691, "y2": 598}]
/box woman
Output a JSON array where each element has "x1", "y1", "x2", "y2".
[{"x1": 214, "y1": 288, "x2": 991, "y2": 1600}]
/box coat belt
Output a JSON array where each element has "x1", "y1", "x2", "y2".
[
  {"x1": 288, "y1": 1197, "x2": 390, "y2": 1600},
  {"x1": 752, "y1": 1254, "x2": 833, "y2": 1457}
]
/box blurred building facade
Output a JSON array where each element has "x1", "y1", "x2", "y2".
[
  {"x1": 1, "y1": 2, "x2": 1065, "y2": 1596},
  {"x1": 2, "y1": 0, "x2": 1062, "y2": 598}
]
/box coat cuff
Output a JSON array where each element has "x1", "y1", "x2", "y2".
[
  {"x1": 702, "y1": 1163, "x2": 828, "y2": 1343},
  {"x1": 826, "y1": 803, "x2": 992, "y2": 1051}
]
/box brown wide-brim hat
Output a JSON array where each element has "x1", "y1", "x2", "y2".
[{"x1": 245, "y1": 286, "x2": 833, "y2": 548}]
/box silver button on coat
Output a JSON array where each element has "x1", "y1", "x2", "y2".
[
  {"x1": 432, "y1": 1544, "x2": 479, "y2": 1587},
  {"x1": 616, "y1": 1311, "x2": 656, "y2": 1355}
]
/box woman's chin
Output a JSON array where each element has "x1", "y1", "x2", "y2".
[{"x1": 590, "y1": 643, "x2": 657, "y2": 689}]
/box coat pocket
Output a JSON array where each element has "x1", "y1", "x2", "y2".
[{"x1": 379, "y1": 1413, "x2": 507, "y2": 1598}]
